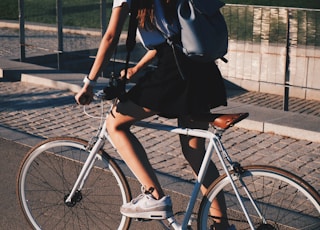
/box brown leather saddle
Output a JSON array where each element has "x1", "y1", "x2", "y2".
[{"x1": 192, "y1": 113, "x2": 249, "y2": 130}]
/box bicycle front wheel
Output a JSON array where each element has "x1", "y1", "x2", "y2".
[
  {"x1": 17, "y1": 137, "x2": 132, "y2": 230},
  {"x1": 198, "y1": 165, "x2": 320, "y2": 230}
]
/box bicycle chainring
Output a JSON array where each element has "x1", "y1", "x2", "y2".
[{"x1": 256, "y1": 223, "x2": 277, "y2": 230}]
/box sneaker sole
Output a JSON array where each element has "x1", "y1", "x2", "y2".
[{"x1": 120, "y1": 210, "x2": 173, "y2": 220}]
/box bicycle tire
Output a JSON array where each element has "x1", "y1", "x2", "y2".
[
  {"x1": 198, "y1": 165, "x2": 320, "y2": 230},
  {"x1": 16, "y1": 137, "x2": 132, "y2": 230}
]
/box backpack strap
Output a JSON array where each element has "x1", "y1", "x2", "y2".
[{"x1": 124, "y1": 0, "x2": 139, "y2": 79}]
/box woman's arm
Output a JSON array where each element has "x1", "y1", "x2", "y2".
[
  {"x1": 75, "y1": 3, "x2": 129, "y2": 105},
  {"x1": 121, "y1": 49, "x2": 157, "y2": 79},
  {"x1": 88, "y1": 4, "x2": 129, "y2": 81}
]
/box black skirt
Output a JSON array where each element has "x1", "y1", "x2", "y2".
[{"x1": 126, "y1": 42, "x2": 227, "y2": 118}]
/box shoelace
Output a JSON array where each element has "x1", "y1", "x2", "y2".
[
  {"x1": 131, "y1": 191, "x2": 156, "y2": 205},
  {"x1": 131, "y1": 193, "x2": 147, "y2": 204}
]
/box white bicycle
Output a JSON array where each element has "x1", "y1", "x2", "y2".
[{"x1": 17, "y1": 90, "x2": 320, "y2": 229}]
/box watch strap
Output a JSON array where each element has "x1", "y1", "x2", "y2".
[{"x1": 83, "y1": 75, "x2": 96, "y2": 87}]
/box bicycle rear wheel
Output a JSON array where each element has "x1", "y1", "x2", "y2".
[
  {"x1": 17, "y1": 137, "x2": 132, "y2": 230},
  {"x1": 198, "y1": 165, "x2": 320, "y2": 230}
]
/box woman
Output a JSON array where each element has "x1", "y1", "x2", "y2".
[{"x1": 75, "y1": 0, "x2": 231, "y2": 229}]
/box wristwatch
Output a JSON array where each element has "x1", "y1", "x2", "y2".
[{"x1": 83, "y1": 75, "x2": 96, "y2": 87}]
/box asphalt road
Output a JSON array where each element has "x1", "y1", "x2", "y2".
[{"x1": 0, "y1": 137, "x2": 32, "y2": 229}]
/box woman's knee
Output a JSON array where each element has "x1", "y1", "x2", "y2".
[
  {"x1": 106, "y1": 115, "x2": 118, "y2": 134},
  {"x1": 106, "y1": 109, "x2": 130, "y2": 134},
  {"x1": 106, "y1": 100, "x2": 154, "y2": 133}
]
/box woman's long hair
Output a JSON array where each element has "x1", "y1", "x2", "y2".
[{"x1": 136, "y1": 0, "x2": 177, "y2": 30}]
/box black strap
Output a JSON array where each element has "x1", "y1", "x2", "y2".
[{"x1": 124, "y1": 0, "x2": 139, "y2": 78}]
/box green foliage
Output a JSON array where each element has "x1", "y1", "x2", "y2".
[
  {"x1": 24, "y1": 0, "x2": 56, "y2": 24},
  {"x1": 224, "y1": 0, "x2": 320, "y2": 9},
  {"x1": 0, "y1": 0, "x2": 19, "y2": 20},
  {"x1": 0, "y1": 0, "x2": 113, "y2": 28}
]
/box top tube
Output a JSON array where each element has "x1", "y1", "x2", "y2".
[{"x1": 134, "y1": 120, "x2": 216, "y2": 139}]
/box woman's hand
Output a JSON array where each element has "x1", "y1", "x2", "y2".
[
  {"x1": 120, "y1": 66, "x2": 138, "y2": 80},
  {"x1": 120, "y1": 50, "x2": 157, "y2": 80},
  {"x1": 75, "y1": 84, "x2": 94, "y2": 105}
]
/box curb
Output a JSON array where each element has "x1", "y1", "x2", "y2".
[
  {"x1": 213, "y1": 101, "x2": 320, "y2": 143},
  {"x1": 18, "y1": 72, "x2": 320, "y2": 143}
]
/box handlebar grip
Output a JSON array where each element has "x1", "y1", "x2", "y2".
[{"x1": 78, "y1": 94, "x2": 91, "y2": 104}]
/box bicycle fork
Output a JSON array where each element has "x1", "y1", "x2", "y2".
[
  {"x1": 64, "y1": 132, "x2": 105, "y2": 206},
  {"x1": 213, "y1": 136, "x2": 266, "y2": 229}
]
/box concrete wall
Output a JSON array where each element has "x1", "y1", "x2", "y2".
[
  {"x1": 217, "y1": 41, "x2": 320, "y2": 101},
  {"x1": 217, "y1": 5, "x2": 320, "y2": 101}
]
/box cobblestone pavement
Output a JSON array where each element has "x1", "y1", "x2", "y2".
[
  {"x1": 0, "y1": 81, "x2": 319, "y2": 192},
  {"x1": 229, "y1": 90, "x2": 320, "y2": 117}
]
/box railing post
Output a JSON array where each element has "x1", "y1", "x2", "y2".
[
  {"x1": 18, "y1": 0, "x2": 25, "y2": 61},
  {"x1": 56, "y1": 0, "x2": 63, "y2": 70},
  {"x1": 283, "y1": 9, "x2": 291, "y2": 111},
  {"x1": 100, "y1": 0, "x2": 107, "y2": 36}
]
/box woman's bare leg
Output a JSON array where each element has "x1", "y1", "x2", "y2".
[
  {"x1": 178, "y1": 117, "x2": 229, "y2": 229},
  {"x1": 106, "y1": 100, "x2": 164, "y2": 199}
]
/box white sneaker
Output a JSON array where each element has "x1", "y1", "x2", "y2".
[{"x1": 120, "y1": 193, "x2": 173, "y2": 220}]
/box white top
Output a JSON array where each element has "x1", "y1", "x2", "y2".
[{"x1": 113, "y1": 0, "x2": 179, "y2": 49}]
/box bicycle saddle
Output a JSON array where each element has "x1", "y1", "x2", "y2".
[{"x1": 192, "y1": 113, "x2": 249, "y2": 130}]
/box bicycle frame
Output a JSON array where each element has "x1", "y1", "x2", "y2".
[{"x1": 65, "y1": 108, "x2": 257, "y2": 229}]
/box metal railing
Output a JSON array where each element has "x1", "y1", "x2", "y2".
[{"x1": 16, "y1": 0, "x2": 320, "y2": 106}]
